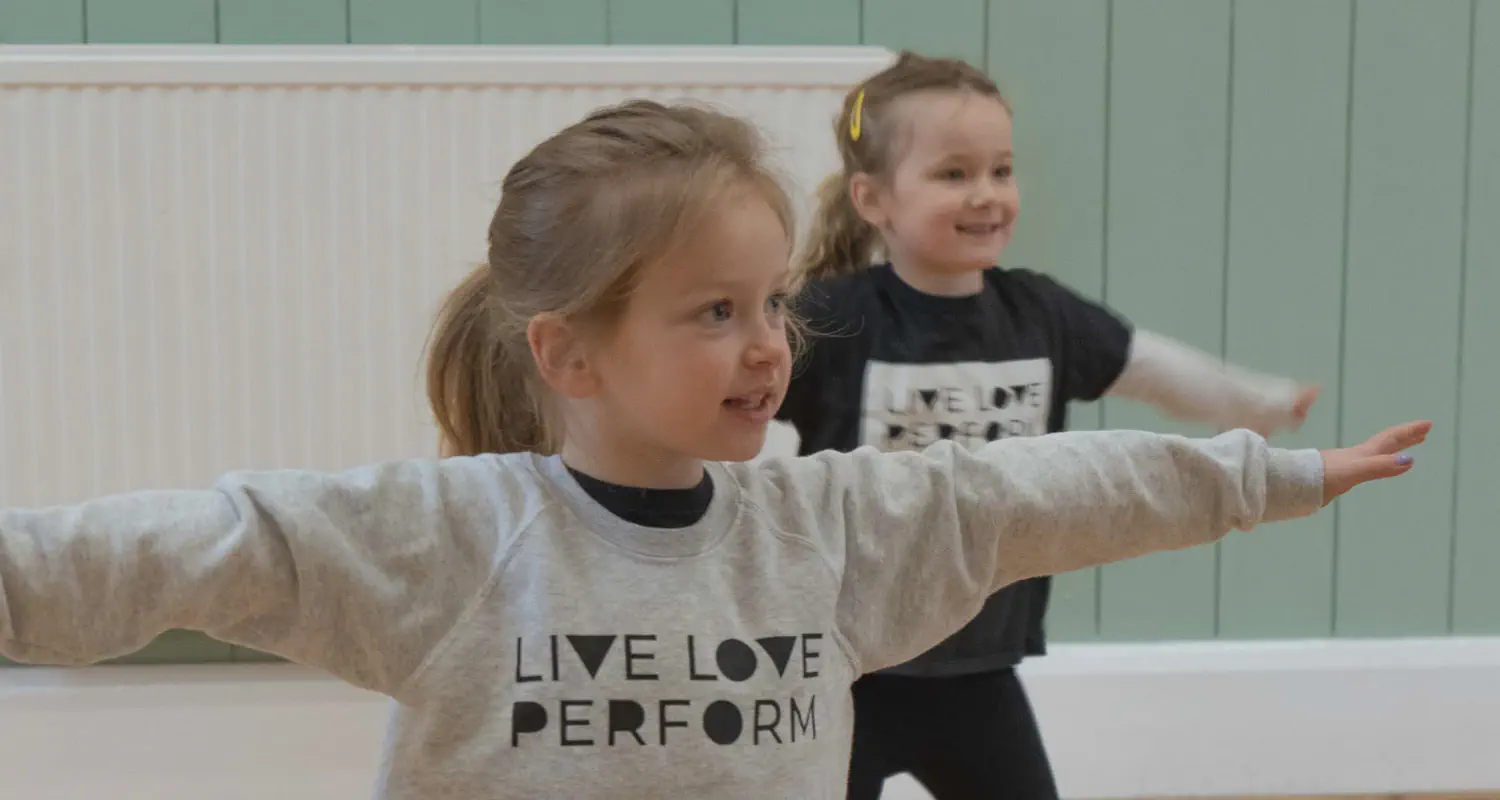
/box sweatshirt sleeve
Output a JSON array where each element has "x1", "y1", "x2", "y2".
[
  {"x1": 0, "y1": 455, "x2": 527, "y2": 696},
  {"x1": 1106, "y1": 329, "x2": 1306, "y2": 435},
  {"x1": 759, "y1": 428, "x2": 1323, "y2": 674}
]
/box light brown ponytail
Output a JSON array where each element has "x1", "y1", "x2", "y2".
[
  {"x1": 796, "y1": 170, "x2": 878, "y2": 283},
  {"x1": 425, "y1": 264, "x2": 553, "y2": 457}
]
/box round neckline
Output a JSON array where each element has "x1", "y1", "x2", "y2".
[
  {"x1": 566, "y1": 464, "x2": 713, "y2": 529},
  {"x1": 874, "y1": 263, "x2": 991, "y2": 309},
  {"x1": 536, "y1": 453, "x2": 740, "y2": 559}
]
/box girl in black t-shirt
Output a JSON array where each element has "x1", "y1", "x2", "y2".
[{"x1": 777, "y1": 51, "x2": 1320, "y2": 800}]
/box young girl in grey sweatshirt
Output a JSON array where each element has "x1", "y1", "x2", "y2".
[{"x1": 0, "y1": 100, "x2": 1427, "y2": 799}]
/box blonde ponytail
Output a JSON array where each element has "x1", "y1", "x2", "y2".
[
  {"x1": 425, "y1": 264, "x2": 553, "y2": 458},
  {"x1": 796, "y1": 170, "x2": 877, "y2": 283}
]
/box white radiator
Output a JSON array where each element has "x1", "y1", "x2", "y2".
[{"x1": 0, "y1": 45, "x2": 892, "y2": 507}]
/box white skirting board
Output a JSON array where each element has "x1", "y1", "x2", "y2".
[{"x1": 0, "y1": 638, "x2": 1496, "y2": 799}]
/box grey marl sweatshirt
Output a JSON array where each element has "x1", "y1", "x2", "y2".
[{"x1": 0, "y1": 428, "x2": 1324, "y2": 798}]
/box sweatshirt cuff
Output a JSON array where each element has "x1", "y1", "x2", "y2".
[{"x1": 1264, "y1": 448, "x2": 1325, "y2": 523}]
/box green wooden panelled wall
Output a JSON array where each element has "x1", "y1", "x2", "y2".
[{"x1": 0, "y1": 0, "x2": 1495, "y2": 665}]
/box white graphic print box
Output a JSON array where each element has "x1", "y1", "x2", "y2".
[{"x1": 859, "y1": 358, "x2": 1053, "y2": 451}]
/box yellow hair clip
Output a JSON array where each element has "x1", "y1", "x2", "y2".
[{"x1": 850, "y1": 89, "x2": 865, "y2": 141}]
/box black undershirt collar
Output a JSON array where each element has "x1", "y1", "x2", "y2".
[{"x1": 565, "y1": 466, "x2": 714, "y2": 529}]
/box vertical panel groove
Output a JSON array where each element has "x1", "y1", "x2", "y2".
[
  {"x1": 209, "y1": 94, "x2": 223, "y2": 473},
  {"x1": 236, "y1": 92, "x2": 249, "y2": 469},
  {"x1": 1097, "y1": 0, "x2": 1232, "y2": 640},
  {"x1": 1337, "y1": 0, "x2": 1467, "y2": 635},
  {"x1": 1452, "y1": 0, "x2": 1500, "y2": 633},
  {"x1": 980, "y1": 0, "x2": 990, "y2": 72},
  {"x1": 1213, "y1": 0, "x2": 1237, "y2": 638},
  {"x1": 84, "y1": 92, "x2": 101, "y2": 496},
  {"x1": 1331, "y1": 0, "x2": 1358, "y2": 628},
  {"x1": 171, "y1": 93, "x2": 188, "y2": 481},
  {"x1": 270, "y1": 91, "x2": 284, "y2": 468},
  {"x1": 1093, "y1": 0, "x2": 1115, "y2": 636},
  {"x1": 48, "y1": 92, "x2": 63, "y2": 495},
  {"x1": 1219, "y1": 0, "x2": 1348, "y2": 637},
  {"x1": 1447, "y1": 0, "x2": 1479, "y2": 631},
  {"x1": 143, "y1": 91, "x2": 162, "y2": 485},
  {"x1": 111, "y1": 90, "x2": 127, "y2": 496},
  {"x1": 988, "y1": 0, "x2": 1110, "y2": 639},
  {"x1": 24, "y1": 91, "x2": 40, "y2": 496},
  {"x1": 1, "y1": 97, "x2": 8, "y2": 513},
  {"x1": 1099, "y1": 0, "x2": 1114, "y2": 353}
]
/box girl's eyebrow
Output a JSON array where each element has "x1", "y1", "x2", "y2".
[{"x1": 693, "y1": 265, "x2": 792, "y2": 294}]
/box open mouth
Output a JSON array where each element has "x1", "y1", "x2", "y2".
[
  {"x1": 724, "y1": 393, "x2": 772, "y2": 413},
  {"x1": 956, "y1": 222, "x2": 1004, "y2": 237}
]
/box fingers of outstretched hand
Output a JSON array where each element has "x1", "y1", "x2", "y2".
[
  {"x1": 1361, "y1": 420, "x2": 1432, "y2": 455},
  {"x1": 1321, "y1": 451, "x2": 1414, "y2": 506},
  {"x1": 1320, "y1": 420, "x2": 1430, "y2": 505},
  {"x1": 1293, "y1": 385, "x2": 1321, "y2": 418},
  {"x1": 1356, "y1": 452, "x2": 1418, "y2": 483}
]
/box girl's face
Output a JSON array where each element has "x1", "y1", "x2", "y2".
[
  {"x1": 564, "y1": 189, "x2": 795, "y2": 487},
  {"x1": 855, "y1": 91, "x2": 1020, "y2": 284}
]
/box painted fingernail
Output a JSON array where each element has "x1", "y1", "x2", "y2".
[{"x1": 1396, "y1": 454, "x2": 1413, "y2": 465}]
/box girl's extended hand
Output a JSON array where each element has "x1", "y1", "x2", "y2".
[
  {"x1": 1289, "y1": 384, "x2": 1321, "y2": 427},
  {"x1": 1320, "y1": 420, "x2": 1431, "y2": 505}
]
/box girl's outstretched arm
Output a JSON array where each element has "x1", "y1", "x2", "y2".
[
  {"x1": 1106, "y1": 329, "x2": 1320, "y2": 436},
  {"x1": 0, "y1": 454, "x2": 533, "y2": 696},
  {"x1": 751, "y1": 421, "x2": 1426, "y2": 674}
]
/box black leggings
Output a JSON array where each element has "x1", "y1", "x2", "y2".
[{"x1": 846, "y1": 668, "x2": 1059, "y2": 800}]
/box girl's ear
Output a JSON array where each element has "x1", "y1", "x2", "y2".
[
  {"x1": 848, "y1": 171, "x2": 887, "y2": 230},
  {"x1": 527, "y1": 314, "x2": 600, "y2": 399}
]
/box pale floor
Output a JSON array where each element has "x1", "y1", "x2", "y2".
[
  {"x1": 1133, "y1": 795, "x2": 1497, "y2": 800},
  {"x1": 883, "y1": 771, "x2": 1499, "y2": 800}
]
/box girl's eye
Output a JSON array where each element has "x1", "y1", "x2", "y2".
[
  {"x1": 940, "y1": 168, "x2": 965, "y2": 181},
  {"x1": 995, "y1": 166, "x2": 1013, "y2": 179},
  {"x1": 766, "y1": 293, "x2": 789, "y2": 315},
  {"x1": 705, "y1": 300, "x2": 733, "y2": 323}
]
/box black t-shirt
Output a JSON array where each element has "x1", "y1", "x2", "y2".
[{"x1": 776, "y1": 264, "x2": 1134, "y2": 677}]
